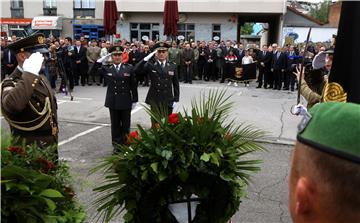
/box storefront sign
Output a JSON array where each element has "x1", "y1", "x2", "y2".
[{"x1": 32, "y1": 16, "x2": 62, "y2": 30}]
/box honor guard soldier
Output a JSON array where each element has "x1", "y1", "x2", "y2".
[
  {"x1": 1, "y1": 33, "x2": 58, "y2": 150},
  {"x1": 289, "y1": 102, "x2": 360, "y2": 223},
  {"x1": 97, "y1": 46, "x2": 138, "y2": 148},
  {"x1": 134, "y1": 42, "x2": 180, "y2": 117}
]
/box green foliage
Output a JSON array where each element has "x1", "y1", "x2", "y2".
[
  {"x1": 241, "y1": 23, "x2": 254, "y2": 35},
  {"x1": 93, "y1": 90, "x2": 266, "y2": 223},
  {"x1": 1, "y1": 135, "x2": 86, "y2": 223},
  {"x1": 309, "y1": 1, "x2": 331, "y2": 24}
]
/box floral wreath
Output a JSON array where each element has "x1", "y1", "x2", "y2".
[{"x1": 93, "y1": 90, "x2": 265, "y2": 223}]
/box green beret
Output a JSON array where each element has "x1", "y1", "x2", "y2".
[
  {"x1": 109, "y1": 46, "x2": 123, "y2": 55},
  {"x1": 7, "y1": 33, "x2": 48, "y2": 54},
  {"x1": 297, "y1": 102, "x2": 360, "y2": 163}
]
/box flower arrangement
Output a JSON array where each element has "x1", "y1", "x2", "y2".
[
  {"x1": 1, "y1": 135, "x2": 86, "y2": 223},
  {"x1": 93, "y1": 90, "x2": 266, "y2": 223}
]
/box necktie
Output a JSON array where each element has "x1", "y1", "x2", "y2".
[
  {"x1": 162, "y1": 62, "x2": 165, "y2": 69},
  {"x1": 263, "y1": 51, "x2": 265, "y2": 56},
  {"x1": 116, "y1": 65, "x2": 119, "y2": 71},
  {"x1": 8, "y1": 51, "x2": 11, "y2": 63}
]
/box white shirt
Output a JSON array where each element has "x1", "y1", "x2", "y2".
[{"x1": 242, "y1": 56, "x2": 253, "y2": 65}]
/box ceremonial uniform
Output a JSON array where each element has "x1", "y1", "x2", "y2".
[
  {"x1": 1, "y1": 34, "x2": 58, "y2": 149},
  {"x1": 99, "y1": 46, "x2": 138, "y2": 146},
  {"x1": 134, "y1": 42, "x2": 179, "y2": 115}
]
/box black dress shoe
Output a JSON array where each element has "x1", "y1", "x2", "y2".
[
  {"x1": 256, "y1": 86, "x2": 261, "y2": 88},
  {"x1": 291, "y1": 88, "x2": 295, "y2": 92},
  {"x1": 283, "y1": 88, "x2": 289, "y2": 91},
  {"x1": 264, "y1": 86, "x2": 268, "y2": 89}
]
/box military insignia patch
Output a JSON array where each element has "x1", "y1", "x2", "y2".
[
  {"x1": 38, "y1": 36, "x2": 44, "y2": 44},
  {"x1": 160, "y1": 43, "x2": 164, "y2": 47},
  {"x1": 107, "y1": 73, "x2": 113, "y2": 76},
  {"x1": 124, "y1": 73, "x2": 130, "y2": 77},
  {"x1": 116, "y1": 47, "x2": 120, "y2": 51},
  {"x1": 168, "y1": 71, "x2": 174, "y2": 76}
]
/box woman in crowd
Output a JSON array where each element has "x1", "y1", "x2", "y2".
[
  {"x1": 242, "y1": 49, "x2": 254, "y2": 87},
  {"x1": 224, "y1": 50, "x2": 238, "y2": 86}
]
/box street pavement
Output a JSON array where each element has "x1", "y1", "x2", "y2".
[{"x1": 1, "y1": 80, "x2": 304, "y2": 222}]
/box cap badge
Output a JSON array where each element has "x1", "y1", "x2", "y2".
[{"x1": 38, "y1": 36, "x2": 44, "y2": 44}]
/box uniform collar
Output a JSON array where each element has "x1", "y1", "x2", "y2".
[{"x1": 17, "y1": 65, "x2": 24, "y2": 72}]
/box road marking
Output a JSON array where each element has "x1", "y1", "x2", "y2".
[
  {"x1": 58, "y1": 126, "x2": 104, "y2": 146},
  {"x1": 62, "y1": 96, "x2": 93, "y2": 100},
  {"x1": 131, "y1": 105, "x2": 143, "y2": 114},
  {"x1": 57, "y1": 99, "x2": 81, "y2": 104},
  {"x1": 58, "y1": 106, "x2": 143, "y2": 146}
]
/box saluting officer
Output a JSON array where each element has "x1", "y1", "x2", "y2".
[
  {"x1": 134, "y1": 42, "x2": 180, "y2": 116},
  {"x1": 97, "y1": 46, "x2": 138, "y2": 148},
  {"x1": 1, "y1": 33, "x2": 58, "y2": 150}
]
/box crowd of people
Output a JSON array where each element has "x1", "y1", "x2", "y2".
[{"x1": 1, "y1": 34, "x2": 332, "y2": 93}]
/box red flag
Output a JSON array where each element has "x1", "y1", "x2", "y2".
[
  {"x1": 163, "y1": 0, "x2": 179, "y2": 36},
  {"x1": 104, "y1": 0, "x2": 119, "y2": 35}
]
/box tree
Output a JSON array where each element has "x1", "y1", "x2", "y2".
[
  {"x1": 309, "y1": 1, "x2": 331, "y2": 24},
  {"x1": 241, "y1": 23, "x2": 254, "y2": 35}
]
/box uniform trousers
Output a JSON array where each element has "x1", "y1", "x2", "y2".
[{"x1": 109, "y1": 108, "x2": 131, "y2": 146}]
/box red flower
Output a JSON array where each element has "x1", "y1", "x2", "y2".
[
  {"x1": 151, "y1": 123, "x2": 160, "y2": 129},
  {"x1": 127, "y1": 130, "x2": 140, "y2": 145},
  {"x1": 168, "y1": 113, "x2": 180, "y2": 124},
  {"x1": 37, "y1": 157, "x2": 56, "y2": 173},
  {"x1": 7, "y1": 146, "x2": 27, "y2": 156}
]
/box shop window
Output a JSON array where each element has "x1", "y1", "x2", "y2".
[
  {"x1": 130, "y1": 23, "x2": 160, "y2": 41},
  {"x1": 212, "y1": 24, "x2": 221, "y2": 41},
  {"x1": 10, "y1": 0, "x2": 24, "y2": 18},
  {"x1": 73, "y1": 0, "x2": 95, "y2": 18},
  {"x1": 177, "y1": 23, "x2": 195, "y2": 41}
]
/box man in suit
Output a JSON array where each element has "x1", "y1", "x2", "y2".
[
  {"x1": 181, "y1": 43, "x2": 195, "y2": 84},
  {"x1": 256, "y1": 45, "x2": 272, "y2": 88},
  {"x1": 285, "y1": 45, "x2": 298, "y2": 91},
  {"x1": 128, "y1": 43, "x2": 142, "y2": 66},
  {"x1": 205, "y1": 41, "x2": 217, "y2": 81},
  {"x1": 197, "y1": 41, "x2": 207, "y2": 80},
  {"x1": 98, "y1": 46, "x2": 138, "y2": 148},
  {"x1": 1, "y1": 33, "x2": 58, "y2": 153},
  {"x1": 271, "y1": 46, "x2": 287, "y2": 90},
  {"x1": 2, "y1": 45, "x2": 17, "y2": 80},
  {"x1": 134, "y1": 42, "x2": 180, "y2": 117},
  {"x1": 73, "y1": 40, "x2": 88, "y2": 86}
]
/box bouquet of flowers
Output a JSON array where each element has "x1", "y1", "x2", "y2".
[
  {"x1": 1, "y1": 135, "x2": 86, "y2": 223},
  {"x1": 93, "y1": 90, "x2": 266, "y2": 223}
]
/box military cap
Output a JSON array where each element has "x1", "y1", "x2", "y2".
[
  {"x1": 297, "y1": 102, "x2": 360, "y2": 163},
  {"x1": 109, "y1": 46, "x2": 124, "y2": 55},
  {"x1": 154, "y1": 41, "x2": 170, "y2": 51},
  {"x1": 7, "y1": 33, "x2": 48, "y2": 54}
]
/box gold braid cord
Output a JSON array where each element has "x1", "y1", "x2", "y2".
[
  {"x1": 3, "y1": 97, "x2": 52, "y2": 131},
  {"x1": 322, "y1": 82, "x2": 347, "y2": 102}
]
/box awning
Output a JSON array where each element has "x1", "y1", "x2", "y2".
[
  {"x1": 0, "y1": 18, "x2": 32, "y2": 25},
  {"x1": 31, "y1": 16, "x2": 62, "y2": 30}
]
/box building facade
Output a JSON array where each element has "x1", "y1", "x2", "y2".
[{"x1": 1, "y1": 0, "x2": 286, "y2": 44}]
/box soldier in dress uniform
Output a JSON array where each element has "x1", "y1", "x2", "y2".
[
  {"x1": 134, "y1": 42, "x2": 180, "y2": 117},
  {"x1": 97, "y1": 46, "x2": 138, "y2": 148},
  {"x1": 1, "y1": 33, "x2": 58, "y2": 151}
]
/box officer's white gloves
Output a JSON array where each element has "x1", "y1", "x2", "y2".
[
  {"x1": 23, "y1": 52, "x2": 44, "y2": 75},
  {"x1": 132, "y1": 102, "x2": 137, "y2": 110},
  {"x1": 97, "y1": 53, "x2": 112, "y2": 63},
  {"x1": 144, "y1": 50, "x2": 157, "y2": 62},
  {"x1": 172, "y1": 102, "x2": 177, "y2": 108}
]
